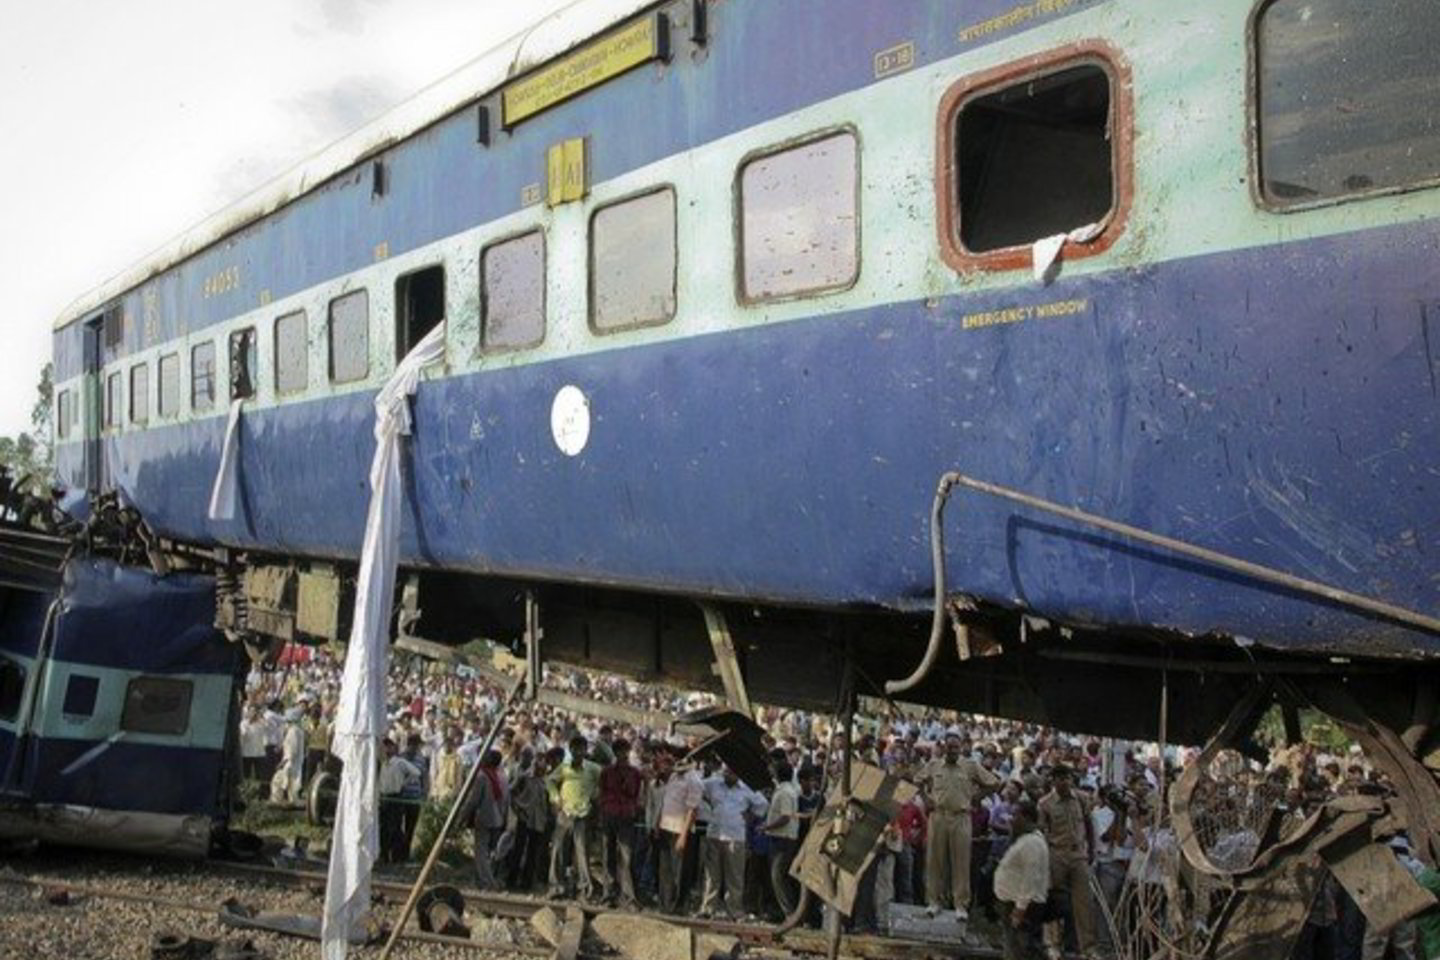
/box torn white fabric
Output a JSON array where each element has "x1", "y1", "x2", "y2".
[
  {"x1": 321, "y1": 325, "x2": 446, "y2": 960},
  {"x1": 1032, "y1": 221, "x2": 1103, "y2": 285},
  {"x1": 207, "y1": 399, "x2": 245, "y2": 521}
]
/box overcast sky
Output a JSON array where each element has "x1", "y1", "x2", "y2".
[{"x1": 0, "y1": 0, "x2": 574, "y2": 439}]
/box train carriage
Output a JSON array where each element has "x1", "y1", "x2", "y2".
[{"x1": 36, "y1": 0, "x2": 1440, "y2": 747}]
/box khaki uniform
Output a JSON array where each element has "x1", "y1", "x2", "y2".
[
  {"x1": 1039, "y1": 790, "x2": 1096, "y2": 953},
  {"x1": 923, "y1": 757, "x2": 1002, "y2": 911}
]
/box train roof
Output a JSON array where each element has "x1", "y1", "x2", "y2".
[{"x1": 53, "y1": 0, "x2": 657, "y2": 332}]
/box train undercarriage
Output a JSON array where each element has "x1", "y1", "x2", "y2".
[{"x1": 3, "y1": 474, "x2": 1439, "y2": 956}]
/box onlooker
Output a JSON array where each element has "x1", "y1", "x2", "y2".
[
  {"x1": 598, "y1": 738, "x2": 643, "y2": 908},
  {"x1": 994, "y1": 801, "x2": 1049, "y2": 960},
  {"x1": 546, "y1": 735, "x2": 602, "y2": 900},
  {"x1": 921, "y1": 732, "x2": 1002, "y2": 919},
  {"x1": 699, "y1": 765, "x2": 767, "y2": 919}
]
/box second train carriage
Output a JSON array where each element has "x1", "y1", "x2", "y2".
[{"x1": 37, "y1": 0, "x2": 1440, "y2": 744}]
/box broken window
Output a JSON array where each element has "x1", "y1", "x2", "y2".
[
  {"x1": 274, "y1": 310, "x2": 309, "y2": 395},
  {"x1": 0, "y1": 656, "x2": 23, "y2": 721},
  {"x1": 56, "y1": 389, "x2": 72, "y2": 440},
  {"x1": 328, "y1": 290, "x2": 370, "y2": 384},
  {"x1": 591, "y1": 188, "x2": 677, "y2": 331},
  {"x1": 158, "y1": 353, "x2": 180, "y2": 418},
  {"x1": 955, "y1": 63, "x2": 1114, "y2": 253},
  {"x1": 129, "y1": 363, "x2": 149, "y2": 425},
  {"x1": 191, "y1": 341, "x2": 216, "y2": 412},
  {"x1": 105, "y1": 372, "x2": 122, "y2": 430},
  {"x1": 1257, "y1": 0, "x2": 1440, "y2": 205},
  {"x1": 62, "y1": 674, "x2": 99, "y2": 720},
  {"x1": 740, "y1": 131, "x2": 858, "y2": 301},
  {"x1": 119, "y1": 676, "x2": 192, "y2": 736},
  {"x1": 230, "y1": 327, "x2": 257, "y2": 401},
  {"x1": 395, "y1": 265, "x2": 445, "y2": 361},
  {"x1": 481, "y1": 231, "x2": 545, "y2": 352}
]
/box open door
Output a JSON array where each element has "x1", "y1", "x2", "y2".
[{"x1": 81, "y1": 313, "x2": 107, "y2": 493}]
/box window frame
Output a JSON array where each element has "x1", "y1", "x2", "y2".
[
  {"x1": 157, "y1": 352, "x2": 181, "y2": 419},
  {"x1": 327, "y1": 289, "x2": 371, "y2": 385},
  {"x1": 734, "y1": 126, "x2": 863, "y2": 306},
  {"x1": 119, "y1": 675, "x2": 193, "y2": 736},
  {"x1": 105, "y1": 371, "x2": 123, "y2": 431},
  {"x1": 588, "y1": 185, "x2": 680, "y2": 334},
  {"x1": 191, "y1": 340, "x2": 217, "y2": 413},
  {"x1": 273, "y1": 309, "x2": 310, "y2": 396},
  {"x1": 129, "y1": 362, "x2": 150, "y2": 426},
  {"x1": 394, "y1": 263, "x2": 448, "y2": 363},
  {"x1": 1247, "y1": 0, "x2": 1440, "y2": 213},
  {"x1": 230, "y1": 327, "x2": 258, "y2": 402},
  {"x1": 56, "y1": 389, "x2": 72, "y2": 440},
  {"x1": 479, "y1": 228, "x2": 548, "y2": 354},
  {"x1": 935, "y1": 41, "x2": 1133, "y2": 274}
]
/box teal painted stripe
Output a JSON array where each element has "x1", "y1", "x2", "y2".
[{"x1": 28, "y1": 660, "x2": 231, "y2": 752}]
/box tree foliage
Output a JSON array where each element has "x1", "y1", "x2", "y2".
[{"x1": 0, "y1": 363, "x2": 55, "y2": 493}]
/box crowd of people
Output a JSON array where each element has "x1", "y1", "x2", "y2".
[{"x1": 236, "y1": 648, "x2": 1440, "y2": 960}]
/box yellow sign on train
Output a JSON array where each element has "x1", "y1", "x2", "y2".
[
  {"x1": 503, "y1": 14, "x2": 667, "y2": 126},
  {"x1": 547, "y1": 138, "x2": 589, "y2": 206}
]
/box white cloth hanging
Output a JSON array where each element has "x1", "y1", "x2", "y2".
[
  {"x1": 207, "y1": 399, "x2": 245, "y2": 521},
  {"x1": 321, "y1": 325, "x2": 446, "y2": 960}
]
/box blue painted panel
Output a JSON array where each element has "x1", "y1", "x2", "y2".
[
  {"x1": 101, "y1": 217, "x2": 1440, "y2": 657},
  {"x1": 53, "y1": 0, "x2": 1108, "y2": 378},
  {"x1": 54, "y1": 559, "x2": 234, "y2": 676},
  {"x1": 24, "y1": 738, "x2": 225, "y2": 815},
  {"x1": 0, "y1": 590, "x2": 51, "y2": 660}
]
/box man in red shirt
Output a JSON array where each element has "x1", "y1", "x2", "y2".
[
  {"x1": 896, "y1": 790, "x2": 928, "y2": 905},
  {"x1": 598, "y1": 738, "x2": 645, "y2": 908}
]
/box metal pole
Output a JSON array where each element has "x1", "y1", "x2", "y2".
[{"x1": 377, "y1": 672, "x2": 527, "y2": 960}]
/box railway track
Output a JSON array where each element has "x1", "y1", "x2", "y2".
[{"x1": 0, "y1": 850, "x2": 979, "y2": 960}]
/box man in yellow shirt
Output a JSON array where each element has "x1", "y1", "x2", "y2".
[{"x1": 546, "y1": 735, "x2": 603, "y2": 900}]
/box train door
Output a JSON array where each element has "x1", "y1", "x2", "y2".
[{"x1": 82, "y1": 314, "x2": 106, "y2": 492}]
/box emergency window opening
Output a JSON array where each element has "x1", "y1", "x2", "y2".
[
  {"x1": 230, "y1": 328, "x2": 257, "y2": 401},
  {"x1": 395, "y1": 266, "x2": 446, "y2": 361},
  {"x1": 956, "y1": 64, "x2": 1114, "y2": 254}
]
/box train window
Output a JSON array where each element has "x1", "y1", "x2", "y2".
[
  {"x1": 328, "y1": 290, "x2": 370, "y2": 384},
  {"x1": 119, "y1": 676, "x2": 192, "y2": 736},
  {"x1": 230, "y1": 327, "x2": 257, "y2": 401},
  {"x1": 130, "y1": 363, "x2": 150, "y2": 425},
  {"x1": 590, "y1": 188, "x2": 677, "y2": 332},
  {"x1": 274, "y1": 310, "x2": 309, "y2": 395},
  {"x1": 1257, "y1": 0, "x2": 1440, "y2": 206},
  {"x1": 0, "y1": 656, "x2": 22, "y2": 722},
  {"x1": 396, "y1": 266, "x2": 445, "y2": 360},
  {"x1": 481, "y1": 231, "x2": 546, "y2": 352},
  {"x1": 57, "y1": 389, "x2": 72, "y2": 440},
  {"x1": 739, "y1": 132, "x2": 858, "y2": 302},
  {"x1": 158, "y1": 353, "x2": 180, "y2": 418},
  {"x1": 937, "y1": 47, "x2": 1130, "y2": 272},
  {"x1": 959, "y1": 65, "x2": 1112, "y2": 253},
  {"x1": 191, "y1": 341, "x2": 216, "y2": 412},
  {"x1": 105, "y1": 372, "x2": 123, "y2": 430},
  {"x1": 62, "y1": 674, "x2": 99, "y2": 720}
]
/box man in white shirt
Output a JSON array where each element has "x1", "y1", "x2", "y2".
[
  {"x1": 763, "y1": 762, "x2": 802, "y2": 917},
  {"x1": 378, "y1": 736, "x2": 423, "y2": 864},
  {"x1": 656, "y1": 756, "x2": 704, "y2": 914},
  {"x1": 699, "y1": 766, "x2": 767, "y2": 919},
  {"x1": 238, "y1": 704, "x2": 269, "y2": 783},
  {"x1": 993, "y1": 801, "x2": 1049, "y2": 960},
  {"x1": 269, "y1": 707, "x2": 307, "y2": 805}
]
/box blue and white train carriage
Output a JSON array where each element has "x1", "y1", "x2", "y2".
[
  {"x1": 0, "y1": 557, "x2": 241, "y2": 856},
  {"x1": 37, "y1": 0, "x2": 1440, "y2": 756}
]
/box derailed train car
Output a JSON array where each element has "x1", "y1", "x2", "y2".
[
  {"x1": 0, "y1": 548, "x2": 241, "y2": 857},
  {"x1": 16, "y1": 0, "x2": 1440, "y2": 925}
]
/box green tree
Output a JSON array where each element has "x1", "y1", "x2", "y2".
[{"x1": 0, "y1": 364, "x2": 55, "y2": 493}]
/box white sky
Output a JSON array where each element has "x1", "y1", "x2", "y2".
[{"x1": 0, "y1": 0, "x2": 575, "y2": 439}]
